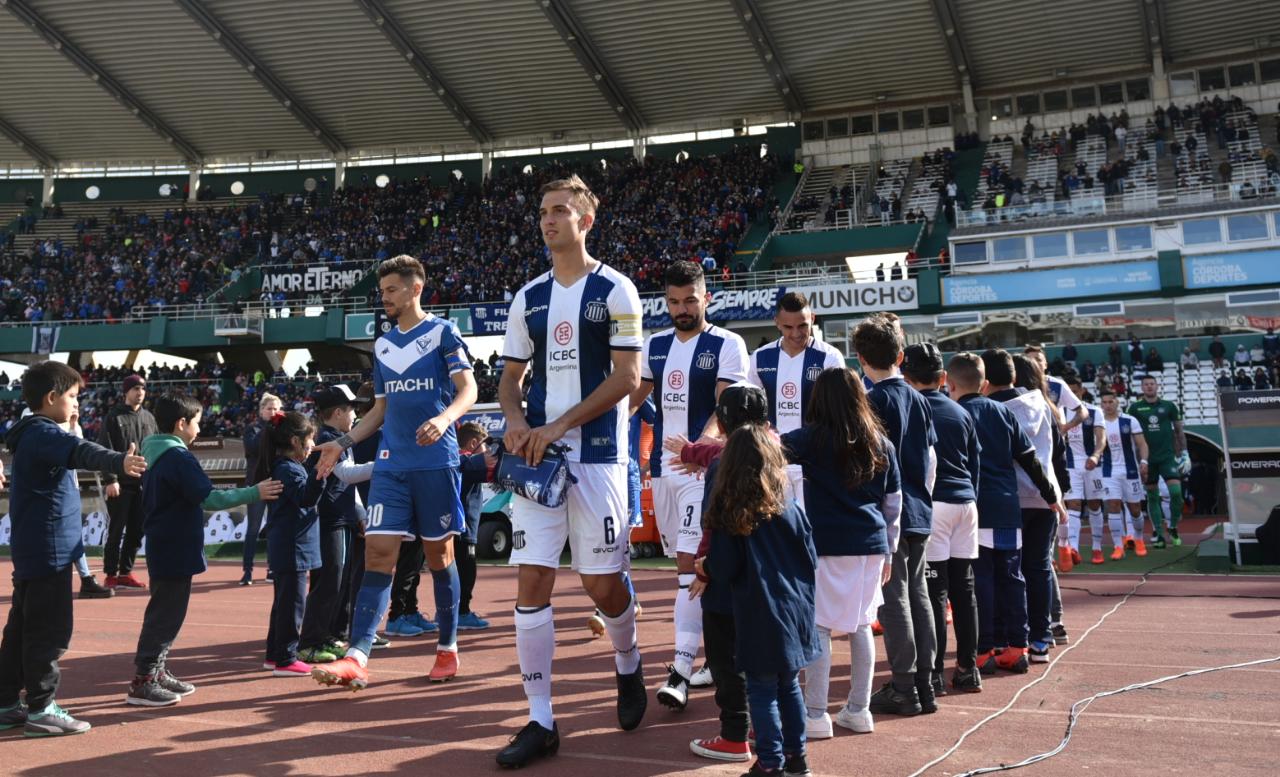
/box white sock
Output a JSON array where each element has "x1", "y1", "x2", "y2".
[
  {"x1": 1126, "y1": 511, "x2": 1144, "y2": 540},
  {"x1": 673, "y1": 574, "x2": 702, "y2": 678},
  {"x1": 804, "y1": 626, "x2": 832, "y2": 718},
  {"x1": 847, "y1": 624, "x2": 875, "y2": 712},
  {"x1": 1108, "y1": 512, "x2": 1126, "y2": 549},
  {"x1": 1067, "y1": 509, "x2": 1082, "y2": 550},
  {"x1": 601, "y1": 598, "x2": 641, "y2": 675},
  {"x1": 1088, "y1": 508, "x2": 1105, "y2": 550},
  {"x1": 345, "y1": 648, "x2": 369, "y2": 668},
  {"x1": 515, "y1": 606, "x2": 555, "y2": 729}
]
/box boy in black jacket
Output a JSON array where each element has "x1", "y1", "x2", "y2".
[
  {"x1": 126, "y1": 395, "x2": 282, "y2": 707},
  {"x1": 0, "y1": 361, "x2": 146, "y2": 736}
]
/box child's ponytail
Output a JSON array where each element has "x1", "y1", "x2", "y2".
[{"x1": 252, "y1": 411, "x2": 314, "y2": 482}]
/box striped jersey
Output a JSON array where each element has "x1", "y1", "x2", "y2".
[
  {"x1": 1101, "y1": 414, "x2": 1142, "y2": 479},
  {"x1": 502, "y1": 263, "x2": 643, "y2": 463},
  {"x1": 1046, "y1": 374, "x2": 1082, "y2": 422},
  {"x1": 1064, "y1": 402, "x2": 1103, "y2": 469},
  {"x1": 748, "y1": 337, "x2": 845, "y2": 433},
  {"x1": 373, "y1": 314, "x2": 471, "y2": 471},
  {"x1": 642, "y1": 323, "x2": 747, "y2": 477}
]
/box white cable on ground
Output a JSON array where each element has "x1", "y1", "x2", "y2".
[{"x1": 905, "y1": 549, "x2": 1271, "y2": 777}]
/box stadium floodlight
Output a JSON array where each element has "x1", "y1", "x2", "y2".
[{"x1": 846, "y1": 251, "x2": 909, "y2": 282}]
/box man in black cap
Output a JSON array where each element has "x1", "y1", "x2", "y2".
[
  {"x1": 99, "y1": 374, "x2": 158, "y2": 590},
  {"x1": 299, "y1": 385, "x2": 374, "y2": 664},
  {"x1": 903, "y1": 343, "x2": 982, "y2": 694}
]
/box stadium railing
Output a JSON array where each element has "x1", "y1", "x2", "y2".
[{"x1": 957, "y1": 181, "x2": 1277, "y2": 228}]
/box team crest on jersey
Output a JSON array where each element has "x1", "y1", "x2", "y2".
[
  {"x1": 781, "y1": 381, "x2": 798, "y2": 399},
  {"x1": 584, "y1": 300, "x2": 608, "y2": 323},
  {"x1": 524, "y1": 482, "x2": 542, "y2": 501},
  {"x1": 415, "y1": 335, "x2": 431, "y2": 353},
  {"x1": 806, "y1": 364, "x2": 822, "y2": 382},
  {"x1": 696, "y1": 352, "x2": 717, "y2": 371},
  {"x1": 554, "y1": 321, "x2": 574, "y2": 345},
  {"x1": 669, "y1": 370, "x2": 685, "y2": 389}
]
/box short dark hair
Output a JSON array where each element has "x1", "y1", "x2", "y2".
[
  {"x1": 947, "y1": 352, "x2": 984, "y2": 391},
  {"x1": 457, "y1": 421, "x2": 487, "y2": 448},
  {"x1": 1023, "y1": 344, "x2": 1045, "y2": 356},
  {"x1": 1141, "y1": 374, "x2": 1157, "y2": 384},
  {"x1": 852, "y1": 314, "x2": 902, "y2": 370},
  {"x1": 1099, "y1": 387, "x2": 1117, "y2": 398},
  {"x1": 981, "y1": 348, "x2": 1016, "y2": 387},
  {"x1": 664, "y1": 260, "x2": 705, "y2": 290},
  {"x1": 777, "y1": 291, "x2": 809, "y2": 314},
  {"x1": 378, "y1": 254, "x2": 425, "y2": 284},
  {"x1": 154, "y1": 393, "x2": 203, "y2": 433},
  {"x1": 21, "y1": 360, "x2": 83, "y2": 412},
  {"x1": 1064, "y1": 371, "x2": 1083, "y2": 386}
]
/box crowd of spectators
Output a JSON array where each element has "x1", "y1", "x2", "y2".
[{"x1": 0, "y1": 143, "x2": 779, "y2": 324}]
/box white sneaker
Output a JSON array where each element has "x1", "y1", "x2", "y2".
[
  {"x1": 656, "y1": 667, "x2": 689, "y2": 710},
  {"x1": 833, "y1": 705, "x2": 874, "y2": 734},
  {"x1": 805, "y1": 712, "x2": 833, "y2": 740},
  {"x1": 689, "y1": 664, "x2": 714, "y2": 688}
]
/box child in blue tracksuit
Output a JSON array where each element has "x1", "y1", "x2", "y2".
[
  {"x1": 256, "y1": 411, "x2": 323, "y2": 676},
  {"x1": 0, "y1": 361, "x2": 145, "y2": 737},
  {"x1": 704, "y1": 424, "x2": 819, "y2": 777},
  {"x1": 127, "y1": 394, "x2": 282, "y2": 707}
]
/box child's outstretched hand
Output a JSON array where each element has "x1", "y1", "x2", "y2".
[
  {"x1": 256, "y1": 478, "x2": 284, "y2": 501},
  {"x1": 123, "y1": 443, "x2": 147, "y2": 478},
  {"x1": 662, "y1": 433, "x2": 690, "y2": 458}
]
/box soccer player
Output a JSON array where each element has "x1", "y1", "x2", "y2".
[
  {"x1": 496, "y1": 175, "x2": 648, "y2": 767},
  {"x1": 747, "y1": 291, "x2": 845, "y2": 500},
  {"x1": 632, "y1": 260, "x2": 747, "y2": 711},
  {"x1": 1024, "y1": 345, "x2": 1086, "y2": 432},
  {"x1": 310, "y1": 255, "x2": 478, "y2": 689},
  {"x1": 1098, "y1": 389, "x2": 1150, "y2": 559},
  {"x1": 1127, "y1": 376, "x2": 1189, "y2": 547},
  {"x1": 855, "y1": 314, "x2": 938, "y2": 715},
  {"x1": 1062, "y1": 375, "x2": 1107, "y2": 564},
  {"x1": 901, "y1": 343, "x2": 981, "y2": 697}
]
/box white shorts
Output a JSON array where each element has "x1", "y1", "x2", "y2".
[
  {"x1": 1103, "y1": 476, "x2": 1144, "y2": 505},
  {"x1": 652, "y1": 472, "x2": 705, "y2": 557},
  {"x1": 925, "y1": 501, "x2": 979, "y2": 562},
  {"x1": 1066, "y1": 468, "x2": 1105, "y2": 502},
  {"x1": 815, "y1": 555, "x2": 885, "y2": 632},
  {"x1": 508, "y1": 461, "x2": 629, "y2": 574}
]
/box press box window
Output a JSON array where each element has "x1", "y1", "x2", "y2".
[
  {"x1": 992, "y1": 237, "x2": 1028, "y2": 262},
  {"x1": 953, "y1": 241, "x2": 989, "y2": 265},
  {"x1": 1183, "y1": 218, "x2": 1222, "y2": 245},
  {"x1": 1114, "y1": 225, "x2": 1152, "y2": 252}
]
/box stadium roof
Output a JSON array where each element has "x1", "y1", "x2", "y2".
[{"x1": 1, "y1": 0, "x2": 1277, "y2": 170}]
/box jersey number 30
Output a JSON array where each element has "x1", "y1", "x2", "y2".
[{"x1": 367, "y1": 504, "x2": 384, "y2": 528}]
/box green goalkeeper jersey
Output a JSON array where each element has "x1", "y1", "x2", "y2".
[{"x1": 1128, "y1": 397, "x2": 1181, "y2": 460}]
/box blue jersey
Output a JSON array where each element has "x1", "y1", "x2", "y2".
[
  {"x1": 373, "y1": 313, "x2": 471, "y2": 471},
  {"x1": 502, "y1": 263, "x2": 643, "y2": 464},
  {"x1": 867, "y1": 376, "x2": 937, "y2": 534},
  {"x1": 957, "y1": 393, "x2": 1037, "y2": 530},
  {"x1": 920, "y1": 388, "x2": 980, "y2": 505}
]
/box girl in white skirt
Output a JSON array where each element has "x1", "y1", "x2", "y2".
[{"x1": 780, "y1": 368, "x2": 902, "y2": 738}]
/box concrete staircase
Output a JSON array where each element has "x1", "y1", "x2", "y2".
[{"x1": 16, "y1": 195, "x2": 263, "y2": 251}]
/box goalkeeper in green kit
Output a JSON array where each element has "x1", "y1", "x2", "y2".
[{"x1": 1128, "y1": 375, "x2": 1190, "y2": 547}]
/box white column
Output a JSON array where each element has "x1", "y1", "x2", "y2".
[
  {"x1": 632, "y1": 135, "x2": 647, "y2": 162},
  {"x1": 1152, "y1": 50, "x2": 1170, "y2": 102},
  {"x1": 187, "y1": 167, "x2": 200, "y2": 203},
  {"x1": 41, "y1": 172, "x2": 55, "y2": 206},
  {"x1": 334, "y1": 158, "x2": 347, "y2": 190},
  {"x1": 481, "y1": 150, "x2": 493, "y2": 181},
  {"x1": 961, "y1": 76, "x2": 978, "y2": 136}
]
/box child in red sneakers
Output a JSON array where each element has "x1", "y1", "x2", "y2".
[
  {"x1": 703, "y1": 425, "x2": 819, "y2": 777},
  {"x1": 257, "y1": 412, "x2": 323, "y2": 677}
]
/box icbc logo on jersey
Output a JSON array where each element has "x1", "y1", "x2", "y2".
[
  {"x1": 550, "y1": 321, "x2": 576, "y2": 368},
  {"x1": 781, "y1": 382, "x2": 798, "y2": 399},
  {"x1": 668, "y1": 370, "x2": 685, "y2": 389}
]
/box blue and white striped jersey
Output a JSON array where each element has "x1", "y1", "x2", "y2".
[
  {"x1": 1101, "y1": 413, "x2": 1143, "y2": 479},
  {"x1": 502, "y1": 263, "x2": 643, "y2": 464},
  {"x1": 642, "y1": 324, "x2": 747, "y2": 477},
  {"x1": 1065, "y1": 403, "x2": 1103, "y2": 469},
  {"x1": 748, "y1": 337, "x2": 845, "y2": 433}
]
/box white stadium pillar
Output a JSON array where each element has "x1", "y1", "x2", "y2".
[{"x1": 41, "y1": 171, "x2": 54, "y2": 206}]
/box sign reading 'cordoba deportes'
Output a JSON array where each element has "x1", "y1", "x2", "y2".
[
  {"x1": 261, "y1": 266, "x2": 363, "y2": 294},
  {"x1": 641, "y1": 286, "x2": 783, "y2": 328},
  {"x1": 788, "y1": 280, "x2": 918, "y2": 314},
  {"x1": 943, "y1": 261, "x2": 1160, "y2": 306}
]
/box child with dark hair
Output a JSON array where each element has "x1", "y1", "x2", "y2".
[
  {"x1": 257, "y1": 411, "x2": 324, "y2": 676},
  {"x1": 127, "y1": 394, "x2": 283, "y2": 707},
  {"x1": 784, "y1": 367, "x2": 901, "y2": 738},
  {"x1": 666, "y1": 383, "x2": 770, "y2": 764},
  {"x1": 703, "y1": 424, "x2": 818, "y2": 777},
  {"x1": 1, "y1": 360, "x2": 146, "y2": 736}
]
